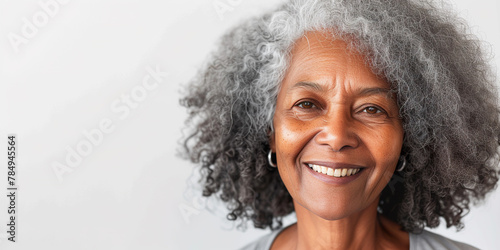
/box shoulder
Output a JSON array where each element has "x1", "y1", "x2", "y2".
[
  {"x1": 410, "y1": 230, "x2": 479, "y2": 250},
  {"x1": 238, "y1": 229, "x2": 283, "y2": 250}
]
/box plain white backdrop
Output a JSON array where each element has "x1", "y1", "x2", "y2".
[{"x1": 0, "y1": 0, "x2": 499, "y2": 249}]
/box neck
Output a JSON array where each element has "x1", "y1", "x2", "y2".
[{"x1": 277, "y1": 199, "x2": 408, "y2": 250}]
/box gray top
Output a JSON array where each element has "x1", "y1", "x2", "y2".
[{"x1": 239, "y1": 228, "x2": 478, "y2": 250}]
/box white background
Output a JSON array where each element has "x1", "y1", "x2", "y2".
[{"x1": 0, "y1": 0, "x2": 499, "y2": 249}]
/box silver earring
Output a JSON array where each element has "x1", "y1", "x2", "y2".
[
  {"x1": 268, "y1": 150, "x2": 277, "y2": 168},
  {"x1": 396, "y1": 155, "x2": 406, "y2": 172}
]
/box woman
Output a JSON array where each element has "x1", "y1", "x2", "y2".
[{"x1": 181, "y1": 0, "x2": 500, "y2": 249}]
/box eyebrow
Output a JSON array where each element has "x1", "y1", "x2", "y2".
[
  {"x1": 289, "y1": 81, "x2": 393, "y2": 99},
  {"x1": 288, "y1": 81, "x2": 325, "y2": 92},
  {"x1": 358, "y1": 87, "x2": 393, "y2": 99}
]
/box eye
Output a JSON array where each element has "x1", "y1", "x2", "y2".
[
  {"x1": 363, "y1": 106, "x2": 384, "y2": 114},
  {"x1": 296, "y1": 101, "x2": 316, "y2": 109}
]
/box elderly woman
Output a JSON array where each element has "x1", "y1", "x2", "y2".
[{"x1": 181, "y1": 0, "x2": 500, "y2": 249}]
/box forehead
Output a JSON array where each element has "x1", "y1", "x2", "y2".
[
  {"x1": 291, "y1": 31, "x2": 357, "y2": 64},
  {"x1": 284, "y1": 31, "x2": 389, "y2": 91}
]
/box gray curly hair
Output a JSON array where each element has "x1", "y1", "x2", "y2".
[{"x1": 181, "y1": 0, "x2": 500, "y2": 232}]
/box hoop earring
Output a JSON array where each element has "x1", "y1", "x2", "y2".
[
  {"x1": 396, "y1": 155, "x2": 406, "y2": 172},
  {"x1": 268, "y1": 150, "x2": 277, "y2": 168}
]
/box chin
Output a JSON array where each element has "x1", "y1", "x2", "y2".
[{"x1": 297, "y1": 197, "x2": 364, "y2": 221}]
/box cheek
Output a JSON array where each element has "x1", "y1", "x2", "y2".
[
  {"x1": 370, "y1": 129, "x2": 402, "y2": 159},
  {"x1": 363, "y1": 125, "x2": 404, "y2": 185},
  {"x1": 273, "y1": 114, "x2": 318, "y2": 196},
  {"x1": 273, "y1": 114, "x2": 318, "y2": 164}
]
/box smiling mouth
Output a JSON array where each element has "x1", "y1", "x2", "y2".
[{"x1": 307, "y1": 164, "x2": 362, "y2": 177}]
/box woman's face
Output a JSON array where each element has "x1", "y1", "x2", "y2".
[{"x1": 270, "y1": 31, "x2": 404, "y2": 220}]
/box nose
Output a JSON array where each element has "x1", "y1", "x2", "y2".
[{"x1": 314, "y1": 108, "x2": 360, "y2": 152}]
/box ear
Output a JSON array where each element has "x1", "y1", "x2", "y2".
[{"x1": 269, "y1": 130, "x2": 276, "y2": 152}]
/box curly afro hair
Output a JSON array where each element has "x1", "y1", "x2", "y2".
[{"x1": 180, "y1": 0, "x2": 500, "y2": 233}]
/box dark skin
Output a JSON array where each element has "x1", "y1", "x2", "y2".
[{"x1": 269, "y1": 31, "x2": 409, "y2": 249}]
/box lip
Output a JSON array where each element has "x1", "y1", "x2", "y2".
[{"x1": 303, "y1": 161, "x2": 366, "y2": 185}]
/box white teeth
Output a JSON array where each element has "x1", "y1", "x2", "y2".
[
  {"x1": 334, "y1": 169, "x2": 341, "y2": 177},
  {"x1": 307, "y1": 164, "x2": 361, "y2": 178},
  {"x1": 327, "y1": 168, "x2": 334, "y2": 176},
  {"x1": 347, "y1": 168, "x2": 353, "y2": 176}
]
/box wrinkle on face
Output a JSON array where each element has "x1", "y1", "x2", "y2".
[{"x1": 270, "y1": 30, "x2": 404, "y2": 220}]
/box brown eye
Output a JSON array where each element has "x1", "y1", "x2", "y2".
[
  {"x1": 297, "y1": 101, "x2": 315, "y2": 109},
  {"x1": 364, "y1": 106, "x2": 381, "y2": 114}
]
